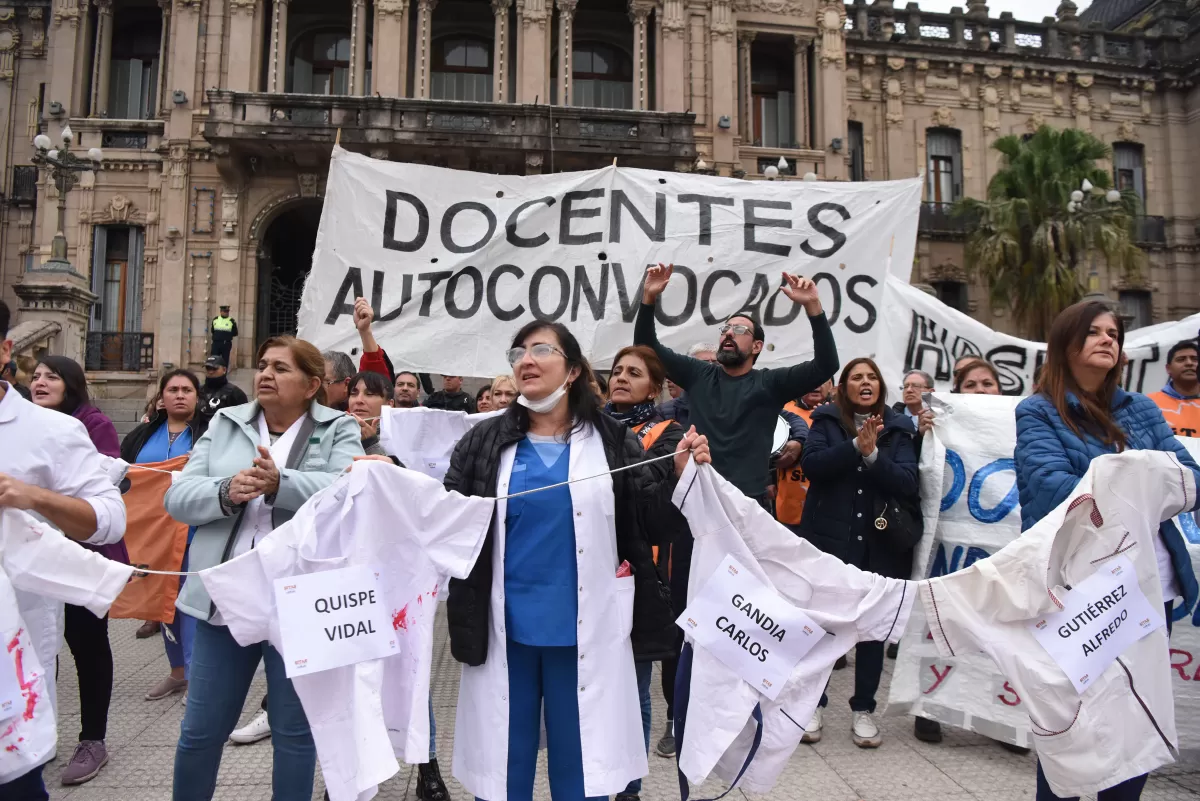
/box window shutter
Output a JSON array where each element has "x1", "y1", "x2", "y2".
[
  {"x1": 125, "y1": 227, "x2": 144, "y2": 333},
  {"x1": 90, "y1": 226, "x2": 107, "y2": 330}
]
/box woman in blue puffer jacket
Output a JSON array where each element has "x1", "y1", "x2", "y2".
[{"x1": 1015, "y1": 299, "x2": 1200, "y2": 801}]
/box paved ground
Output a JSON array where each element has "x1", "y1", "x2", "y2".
[{"x1": 44, "y1": 614, "x2": 1200, "y2": 801}]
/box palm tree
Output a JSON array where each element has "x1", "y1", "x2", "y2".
[{"x1": 956, "y1": 126, "x2": 1144, "y2": 339}]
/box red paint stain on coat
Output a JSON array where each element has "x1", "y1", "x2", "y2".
[{"x1": 392, "y1": 606, "x2": 409, "y2": 631}]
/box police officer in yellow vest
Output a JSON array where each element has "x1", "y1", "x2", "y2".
[{"x1": 209, "y1": 304, "x2": 238, "y2": 368}]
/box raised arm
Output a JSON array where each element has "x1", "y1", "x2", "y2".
[
  {"x1": 763, "y1": 273, "x2": 839, "y2": 403},
  {"x1": 635, "y1": 264, "x2": 703, "y2": 390}
]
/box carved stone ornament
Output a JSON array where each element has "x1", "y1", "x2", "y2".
[
  {"x1": 817, "y1": 0, "x2": 845, "y2": 67},
  {"x1": 932, "y1": 106, "x2": 955, "y2": 127},
  {"x1": 1011, "y1": 67, "x2": 1025, "y2": 80},
  {"x1": 228, "y1": 0, "x2": 256, "y2": 14},
  {"x1": 94, "y1": 194, "x2": 146, "y2": 225},
  {"x1": 738, "y1": 0, "x2": 809, "y2": 14},
  {"x1": 887, "y1": 56, "x2": 905, "y2": 72},
  {"x1": 983, "y1": 64, "x2": 1002, "y2": 80},
  {"x1": 174, "y1": 0, "x2": 202, "y2": 10},
  {"x1": 915, "y1": 59, "x2": 929, "y2": 72},
  {"x1": 886, "y1": 77, "x2": 904, "y2": 126},
  {"x1": 377, "y1": 0, "x2": 408, "y2": 15},
  {"x1": 52, "y1": 0, "x2": 80, "y2": 27},
  {"x1": 1116, "y1": 119, "x2": 1138, "y2": 142},
  {"x1": 297, "y1": 173, "x2": 319, "y2": 198},
  {"x1": 709, "y1": 0, "x2": 734, "y2": 41},
  {"x1": 981, "y1": 84, "x2": 1001, "y2": 131},
  {"x1": 27, "y1": 7, "x2": 45, "y2": 53},
  {"x1": 0, "y1": 18, "x2": 19, "y2": 82},
  {"x1": 1075, "y1": 74, "x2": 1094, "y2": 88}
]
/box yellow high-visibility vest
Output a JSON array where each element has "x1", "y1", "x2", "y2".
[{"x1": 211, "y1": 316, "x2": 234, "y2": 333}]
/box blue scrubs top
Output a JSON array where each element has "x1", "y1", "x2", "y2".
[{"x1": 504, "y1": 433, "x2": 577, "y2": 646}]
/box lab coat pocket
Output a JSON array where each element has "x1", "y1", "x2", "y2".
[
  {"x1": 1028, "y1": 701, "x2": 1095, "y2": 792},
  {"x1": 613, "y1": 576, "x2": 636, "y2": 640}
]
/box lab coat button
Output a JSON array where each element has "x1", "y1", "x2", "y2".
[
  {"x1": 578, "y1": 548, "x2": 584, "y2": 554},
  {"x1": 576, "y1": 511, "x2": 583, "y2": 517},
  {"x1": 857, "y1": 489, "x2": 863, "y2": 495},
  {"x1": 856, "y1": 512, "x2": 863, "y2": 518},
  {"x1": 857, "y1": 536, "x2": 863, "y2": 541}
]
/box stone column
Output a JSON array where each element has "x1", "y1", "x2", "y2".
[
  {"x1": 225, "y1": 0, "x2": 256, "y2": 92},
  {"x1": 266, "y1": 0, "x2": 288, "y2": 92},
  {"x1": 492, "y1": 0, "x2": 511, "y2": 102},
  {"x1": 415, "y1": 0, "x2": 436, "y2": 98},
  {"x1": 709, "y1": 0, "x2": 736, "y2": 169},
  {"x1": 90, "y1": 0, "x2": 113, "y2": 116},
  {"x1": 350, "y1": 0, "x2": 368, "y2": 94},
  {"x1": 630, "y1": 0, "x2": 652, "y2": 110},
  {"x1": 373, "y1": 0, "x2": 408, "y2": 97},
  {"x1": 816, "y1": 0, "x2": 847, "y2": 178},
  {"x1": 155, "y1": 0, "x2": 173, "y2": 113},
  {"x1": 516, "y1": 0, "x2": 549, "y2": 103},
  {"x1": 658, "y1": 0, "x2": 684, "y2": 111},
  {"x1": 555, "y1": 0, "x2": 575, "y2": 105},
  {"x1": 737, "y1": 30, "x2": 754, "y2": 143},
  {"x1": 793, "y1": 34, "x2": 807, "y2": 147}
]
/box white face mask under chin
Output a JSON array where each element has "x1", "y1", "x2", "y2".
[{"x1": 517, "y1": 379, "x2": 569, "y2": 414}]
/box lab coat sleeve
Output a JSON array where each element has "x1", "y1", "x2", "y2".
[
  {"x1": 1, "y1": 509, "x2": 135, "y2": 616},
  {"x1": 164, "y1": 420, "x2": 231, "y2": 526},
  {"x1": 199, "y1": 547, "x2": 276, "y2": 647},
  {"x1": 273, "y1": 416, "x2": 365, "y2": 512},
  {"x1": 48, "y1": 424, "x2": 127, "y2": 546},
  {"x1": 368, "y1": 462, "x2": 494, "y2": 580}
]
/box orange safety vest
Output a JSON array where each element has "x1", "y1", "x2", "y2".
[
  {"x1": 632, "y1": 418, "x2": 675, "y2": 567},
  {"x1": 775, "y1": 401, "x2": 812, "y2": 526},
  {"x1": 1147, "y1": 391, "x2": 1200, "y2": 439}
]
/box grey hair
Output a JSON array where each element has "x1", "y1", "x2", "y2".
[
  {"x1": 321, "y1": 350, "x2": 355, "y2": 381},
  {"x1": 903, "y1": 369, "x2": 935, "y2": 389},
  {"x1": 687, "y1": 342, "x2": 718, "y2": 358}
]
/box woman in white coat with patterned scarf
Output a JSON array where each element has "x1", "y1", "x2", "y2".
[{"x1": 444, "y1": 320, "x2": 709, "y2": 801}]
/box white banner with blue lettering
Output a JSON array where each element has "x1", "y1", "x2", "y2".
[{"x1": 886, "y1": 394, "x2": 1200, "y2": 755}]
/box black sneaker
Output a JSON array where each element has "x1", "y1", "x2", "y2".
[
  {"x1": 655, "y1": 721, "x2": 676, "y2": 757},
  {"x1": 914, "y1": 716, "x2": 943, "y2": 743},
  {"x1": 417, "y1": 757, "x2": 450, "y2": 801},
  {"x1": 886, "y1": 642, "x2": 899, "y2": 659},
  {"x1": 616, "y1": 794, "x2": 640, "y2": 801}
]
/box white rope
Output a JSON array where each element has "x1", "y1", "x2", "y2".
[{"x1": 119, "y1": 450, "x2": 683, "y2": 576}]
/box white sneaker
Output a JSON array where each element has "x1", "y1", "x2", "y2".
[
  {"x1": 852, "y1": 711, "x2": 882, "y2": 748},
  {"x1": 229, "y1": 710, "x2": 271, "y2": 744},
  {"x1": 801, "y1": 707, "x2": 823, "y2": 743}
]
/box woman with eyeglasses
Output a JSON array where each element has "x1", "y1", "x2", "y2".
[{"x1": 445, "y1": 321, "x2": 709, "y2": 801}]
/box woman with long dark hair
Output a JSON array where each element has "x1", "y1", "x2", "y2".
[
  {"x1": 445, "y1": 321, "x2": 708, "y2": 801},
  {"x1": 1015, "y1": 300, "x2": 1200, "y2": 801},
  {"x1": 29, "y1": 355, "x2": 126, "y2": 786},
  {"x1": 796, "y1": 357, "x2": 918, "y2": 749},
  {"x1": 121, "y1": 369, "x2": 207, "y2": 703}
]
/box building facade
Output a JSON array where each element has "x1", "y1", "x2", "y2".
[{"x1": 0, "y1": 0, "x2": 1197, "y2": 405}]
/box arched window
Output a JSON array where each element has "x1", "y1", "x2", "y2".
[
  {"x1": 290, "y1": 29, "x2": 372, "y2": 96},
  {"x1": 572, "y1": 42, "x2": 632, "y2": 109},
  {"x1": 432, "y1": 36, "x2": 493, "y2": 102}
]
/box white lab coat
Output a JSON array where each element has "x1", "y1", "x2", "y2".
[
  {"x1": 923, "y1": 449, "x2": 1190, "y2": 797},
  {"x1": 199, "y1": 462, "x2": 494, "y2": 801},
  {"x1": 0, "y1": 509, "x2": 134, "y2": 784},
  {"x1": 379, "y1": 407, "x2": 502, "y2": 482},
  {"x1": 0, "y1": 385, "x2": 126, "y2": 719},
  {"x1": 672, "y1": 459, "x2": 916, "y2": 794},
  {"x1": 452, "y1": 423, "x2": 646, "y2": 801}
]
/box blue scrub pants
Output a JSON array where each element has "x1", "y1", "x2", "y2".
[{"x1": 476, "y1": 639, "x2": 606, "y2": 801}]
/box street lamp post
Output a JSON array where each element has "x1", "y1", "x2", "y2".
[{"x1": 31, "y1": 126, "x2": 102, "y2": 273}]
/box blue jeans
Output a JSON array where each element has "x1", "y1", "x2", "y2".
[
  {"x1": 164, "y1": 552, "x2": 196, "y2": 677},
  {"x1": 623, "y1": 661, "x2": 654, "y2": 795},
  {"x1": 428, "y1": 694, "x2": 437, "y2": 759},
  {"x1": 173, "y1": 620, "x2": 315, "y2": 801},
  {"x1": 479, "y1": 639, "x2": 606, "y2": 801},
  {"x1": 0, "y1": 765, "x2": 47, "y2": 801}
]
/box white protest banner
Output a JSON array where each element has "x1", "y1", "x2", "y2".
[
  {"x1": 886, "y1": 392, "x2": 1033, "y2": 748},
  {"x1": 274, "y1": 565, "x2": 398, "y2": 678},
  {"x1": 298, "y1": 147, "x2": 921, "y2": 377},
  {"x1": 887, "y1": 400, "x2": 1200, "y2": 755},
  {"x1": 876, "y1": 276, "x2": 1200, "y2": 401},
  {"x1": 679, "y1": 554, "x2": 825, "y2": 701},
  {"x1": 1029, "y1": 556, "x2": 1164, "y2": 694}
]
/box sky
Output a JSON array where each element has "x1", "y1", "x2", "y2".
[{"x1": 908, "y1": 0, "x2": 1092, "y2": 23}]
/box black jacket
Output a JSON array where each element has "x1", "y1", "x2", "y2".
[
  {"x1": 638, "y1": 417, "x2": 695, "y2": 620},
  {"x1": 445, "y1": 411, "x2": 679, "y2": 665},
  {"x1": 120, "y1": 410, "x2": 209, "y2": 463},
  {"x1": 797, "y1": 404, "x2": 918, "y2": 579},
  {"x1": 425, "y1": 390, "x2": 476, "y2": 414},
  {"x1": 198, "y1": 378, "x2": 249, "y2": 421},
  {"x1": 654, "y1": 393, "x2": 690, "y2": 431}
]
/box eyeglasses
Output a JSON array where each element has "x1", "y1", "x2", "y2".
[
  {"x1": 506, "y1": 343, "x2": 566, "y2": 366},
  {"x1": 322, "y1": 378, "x2": 346, "y2": 387},
  {"x1": 718, "y1": 324, "x2": 754, "y2": 336},
  {"x1": 902, "y1": 382, "x2": 931, "y2": 391}
]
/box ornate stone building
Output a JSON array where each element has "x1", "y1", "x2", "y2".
[{"x1": 0, "y1": 0, "x2": 1196, "y2": 408}]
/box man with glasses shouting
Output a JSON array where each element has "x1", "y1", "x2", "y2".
[{"x1": 635, "y1": 263, "x2": 839, "y2": 510}]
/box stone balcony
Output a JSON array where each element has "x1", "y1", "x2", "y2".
[{"x1": 204, "y1": 91, "x2": 697, "y2": 175}]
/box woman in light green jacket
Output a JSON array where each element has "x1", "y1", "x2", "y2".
[{"x1": 164, "y1": 335, "x2": 363, "y2": 801}]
